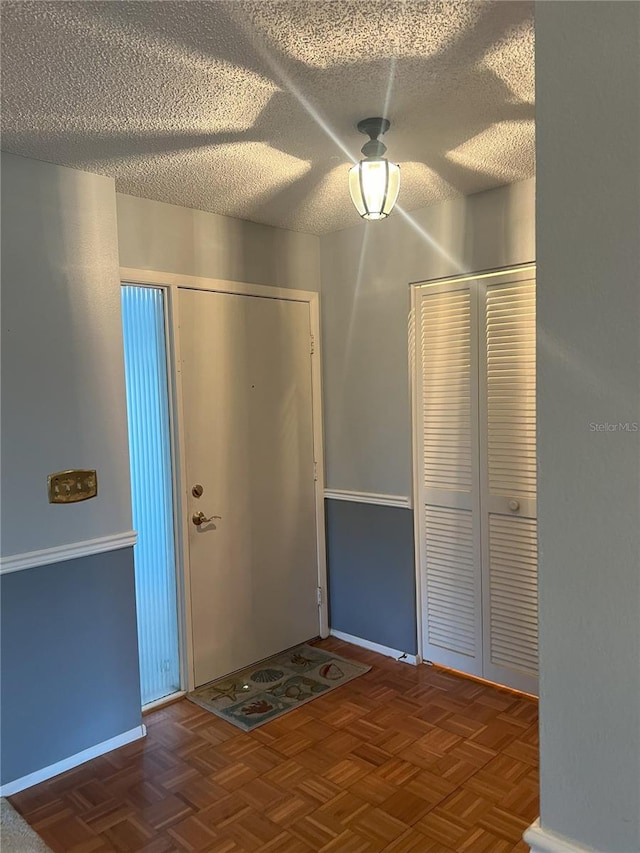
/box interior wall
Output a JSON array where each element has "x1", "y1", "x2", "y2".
[
  {"x1": 0, "y1": 153, "x2": 141, "y2": 786},
  {"x1": 1, "y1": 550, "x2": 141, "y2": 785},
  {"x1": 321, "y1": 179, "x2": 534, "y2": 497},
  {"x1": 320, "y1": 178, "x2": 534, "y2": 651},
  {"x1": 1, "y1": 155, "x2": 133, "y2": 556},
  {"x1": 116, "y1": 193, "x2": 321, "y2": 291},
  {"x1": 535, "y1": 3, "x2": 640, "y2": 851},
  {"x1": 326, "y1": 501, "x2": 417, "y2": 654}
]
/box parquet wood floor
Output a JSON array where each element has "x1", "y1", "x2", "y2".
[{"x1": 9, "y1": 639, "x2": 538, "y2": 852}]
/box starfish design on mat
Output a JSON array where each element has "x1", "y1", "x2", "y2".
[{"x1": 209, "y1": 681, "x2": 241, "y2": 702}]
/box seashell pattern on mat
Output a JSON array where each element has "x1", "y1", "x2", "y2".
[
  {"x1": 187, "y1": 644, "x2": 371, "y2": 732},
  {"x1": 319, "y1": 662, "x2": 343, "y2": 680},
  {"x1": 250, "y1": 668, "x2": 284, "y2": 683}
]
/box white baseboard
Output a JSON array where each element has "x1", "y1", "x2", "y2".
[
  {"x1": 0, "y1": 724, "x2": 146, "y2": 796},
  {"x1": 0, "y1": 530, "x2": 137, "y2": 575},
  {"x1": 330, "y1": 629, "x2": 421, "y2": 666},
  {"x1": 524, "y1": 819, "x2": 601, "y2": 853}
]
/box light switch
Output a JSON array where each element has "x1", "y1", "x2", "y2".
[{"x1": 48, "y1": 470, "x2": 97, "y2": 503}]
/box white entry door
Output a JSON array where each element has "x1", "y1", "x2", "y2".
[{"x1": 178, "y1": 288, "x2": 320, "y2": 688}]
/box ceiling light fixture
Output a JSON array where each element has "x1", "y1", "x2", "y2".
[{"x1": 349, "y1": 117, "x2": 400, "y2": 221}]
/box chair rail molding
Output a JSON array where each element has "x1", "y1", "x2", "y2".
[
  {"x1": 324, "y1": 489, "x2": 411, "y2": 509},
  {"x1": 0, "y1": 530, "x2": 138, "y2": 575}
]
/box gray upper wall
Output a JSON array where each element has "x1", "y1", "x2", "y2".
[
  {"x1": 536, "y1": 3, "x2": 640, "y2": 851},
  {"x1": 1, "y1": 153, "x2": 133, "y2": 556},
  {"x1": 116, "y1": 193, "x2": 321, "y2": 292},
  {"x1": 319, "y1": 179, "x2": 535, "y2": 497}
]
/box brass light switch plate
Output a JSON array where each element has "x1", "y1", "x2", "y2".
[{"x1": 48, "y1": 469, "x2": 98, "y2": 503}]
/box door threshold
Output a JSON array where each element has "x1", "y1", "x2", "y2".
[{"x1": 142, "y1": 691, "x2": 186, "y2": 714}]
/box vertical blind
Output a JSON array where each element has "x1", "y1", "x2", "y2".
[{"x1": 122, "y1": 285, "x2": 180, "y2": 705}]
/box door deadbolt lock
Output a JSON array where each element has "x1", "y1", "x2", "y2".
[
  {"x1": 192, "y1": 484, "x2": 204, "y2": 498},
  {"x1": 192, "y1": 511, "x2": 221, "y2": 526}
]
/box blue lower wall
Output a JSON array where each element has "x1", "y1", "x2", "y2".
[
  {"x1": 0, "y1": 548, "x2": 142, "y2": 785},
  {"x1": 325, "y1": 499, "x2": 417, "y2": 654}
]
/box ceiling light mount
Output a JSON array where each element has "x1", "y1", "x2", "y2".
[
  {"x1": 357, "y1": 116, "x2": 390, "y2": 158},
  {"x1": 349, "y1": 116, "x2": 400, "y2": 221}
]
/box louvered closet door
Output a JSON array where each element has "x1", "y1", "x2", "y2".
[
  {"x1": 417, "y1": 283, "x2": 483, "y2": 676},
  {"x1": 479, "y1": 274, "x2": 538, "y2": 694}
]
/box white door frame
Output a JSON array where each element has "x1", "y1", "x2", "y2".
[
  {"x1": 410, "y1": 263, "x2": 536, "y2": 668},
  {"x1": 120, "y1": 268, "x2": 328, "y2": 693}
]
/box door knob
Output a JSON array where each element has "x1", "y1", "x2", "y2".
[
  {"x1": 192, "y1": 511, "x2": 221, "y2": 526},
  {"x1": 508, "y1": 499, "x2": 520, "y2": 512}
]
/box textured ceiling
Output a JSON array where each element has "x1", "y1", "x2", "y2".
[{"x1": 0, "y1": 1, "x2": 534, "y2": 234}]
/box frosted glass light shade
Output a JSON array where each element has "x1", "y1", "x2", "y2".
[{"x1": 349, "y1": 158, "x2": 400, "y2": 220}]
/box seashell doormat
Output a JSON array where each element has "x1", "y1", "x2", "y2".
[{"x1": 187, "y1": 644, "x2": 371, "y2": 731}]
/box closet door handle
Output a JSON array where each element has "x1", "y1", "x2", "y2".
[{"x1": 508, "y1": 499, "x2": 520, "y2": 513}]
